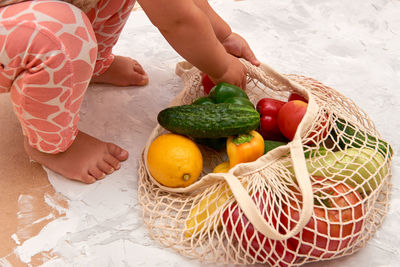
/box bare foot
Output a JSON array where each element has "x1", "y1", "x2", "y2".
[
  {"x1": 91, "y1": 55, "x2": 149, "y2": 86},
  {"x1": 24, "y1": 131, "x2": 129, "y2": 184}
]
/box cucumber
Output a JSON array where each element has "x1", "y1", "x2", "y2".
[
  {"x1": 157, "y1": 103, "x2": 260, "y2": 138},
  {"x1": 331, "y1": 117, "x2": 393, "y2": 158}
]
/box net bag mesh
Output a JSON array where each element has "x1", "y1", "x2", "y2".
[{"x1": 137, "y1": 60, "x2": 393, "y2": 266}]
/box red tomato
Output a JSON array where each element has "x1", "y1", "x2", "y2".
[
  {"x1": 280, "y1": 177, "x2": 364, "y2": 259},
  {"x1": 288, "y1": 92, "x2": 308, "y2": 103},
  {"x1": 277, "y1": 100, "x2": 308, "y2": 140},
  {"x1": 222, "y1": 191, "x2": 297, "y2": 266},
  {"x1": 201, "y1": 74, "x2": 215, "y2": 94},
  {"x1": 256, "y1": 98, "x2": 287, "y2": 141}
]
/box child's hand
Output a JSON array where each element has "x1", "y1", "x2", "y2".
[
  {"x1": 222, "y1": 33, "x2": 260, "y2": 67},
  {"x1": 209, "y1": 55, "x2": 247, "y2": 89},
  {"x1": 139, "y1": 0, "x2": 251, "y2": 89}
]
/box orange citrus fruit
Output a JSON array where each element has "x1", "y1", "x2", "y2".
[{"x1": 147, "y1": 133, "x2": 203, "y2": 188}]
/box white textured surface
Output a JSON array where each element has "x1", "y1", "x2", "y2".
[{"x1": 18, "y1": 0, "x2": 400, "y2": 266}]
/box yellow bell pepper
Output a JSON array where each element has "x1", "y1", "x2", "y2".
[
  {"x1": 185, "y1": 184, "x2": 232, "y2": 237},
  {"x1": 213, "y1": 161, "x2": 230, "y2": 173},
  {"x1": 185, "y1": 181, "x2": 249, "y2": 238},
  {"x1": 227, "y1": 130, "x2": 265, "y2": 168}
]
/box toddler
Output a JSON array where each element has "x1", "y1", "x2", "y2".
[{"x1": 0, "y1": 0, "x2": 260, "y2": 183}]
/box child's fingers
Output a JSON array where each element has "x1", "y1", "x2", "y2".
[{"x1": 242, "y1": 47, "x2": 260, "y2": 66}]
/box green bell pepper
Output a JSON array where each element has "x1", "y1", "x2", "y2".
[
  {"x1": 223, "y1": 96, "x2": 254, "y2": 108},
  {"x1": 192, "y1": 82, "x2": 254, "y2": 109},
  {"x1": 208, "y1": 82, "x2": 249, "y2": 103},
  {"x1": 192, "y1": 96, "x2": 215, "y2": 105}
]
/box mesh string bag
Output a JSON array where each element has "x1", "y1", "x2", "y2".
[{"x1": 137, "y1": 60, "x2": 393, "y2": 266}]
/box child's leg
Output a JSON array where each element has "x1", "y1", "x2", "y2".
[
  {"x1": 87, "y1": 0, "x2": 149, "y2": 86},
  {"x1": 0, "y1": 1, "x2": 128, "y2": 183},
  {"x1": 82, "y1": 0, "x2": 149, "y2": 86}
]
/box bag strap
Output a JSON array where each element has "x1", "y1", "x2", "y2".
[{"x1": 217, "y1": 136, "x2": 313, "y2": 240}]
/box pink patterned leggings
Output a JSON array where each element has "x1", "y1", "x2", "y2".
[{"x1": 0, "y1": 0, "x2": 136, "y2": 153}]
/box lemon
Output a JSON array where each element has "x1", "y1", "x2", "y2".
[{"x1": 147, "y1": 133, "x2": 203, "y2": 188}]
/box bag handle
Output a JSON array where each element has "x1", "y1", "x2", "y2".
[
  {"x1": 226, "y1": 61, "x2": 316, "y2": 239},
  {"x1": 219, "y1": 137, "x2": 313, "y2": 240}
]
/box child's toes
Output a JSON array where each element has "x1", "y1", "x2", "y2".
[
  {"x1": 131, "y1": 71, "x2": 149, "y2": 86},
  {"x1": 139, "y1": 74, "x2": 149, "y2": 85},
  {"x1": 89, "y1": 167, "x2": 106, "y2": 180},
  {"x1": 98, "y1": 160, "x2": 115, "y2": 175},
  {"x1": 133, "y1": 61, "x2": 146, "y2": 75},
  {"x1": 81, "y1": 173, "x2": 97, "y2": 184},
  {"x1": 104, "y1": 154, "x2": 121, "y2": 170},
  {"x1": 107, "y1": 143, "x2": 129, "y2": 161},
  {"x1": 132, "y1": 61, "x2": 149, "y2": 85}
]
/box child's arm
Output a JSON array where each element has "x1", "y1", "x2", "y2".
[
  {"x1": 191, "y1": 0, "x2": 231, "y2": 43},
  {"x1": 138, "y1": 0, "x2": 247, "y2": 88},
  {"x1": 192, "y1": 0, "x2": 260, "y2": 66}
]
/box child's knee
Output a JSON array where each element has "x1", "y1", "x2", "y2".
[{"x1": 1, "y1": 18, "x2": 97, "y2": 94}]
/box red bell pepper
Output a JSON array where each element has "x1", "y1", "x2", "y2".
[
  {"x1": 201, "y1": 74, "x2": 215, "y2": 95},
  {"x1": 256, "y1": 98, "x2": 287, "y2": 141}
]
